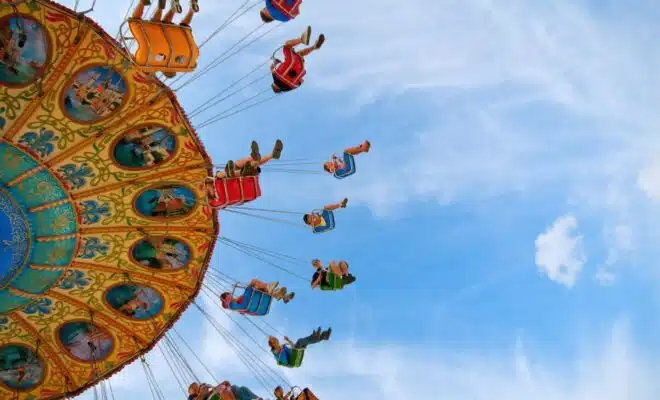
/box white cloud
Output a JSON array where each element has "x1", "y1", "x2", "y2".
[
  {"x1": 637, "y1": 159, "x2": 660, "y2": 201},
  {"x1": 535, "y1": 214, "x2": 586, "y2": 287},
  {"x1": 75, "y1": 320, "x2": 660, "y2": 400}
]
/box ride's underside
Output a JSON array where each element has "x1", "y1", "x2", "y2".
[{"x1": 0, "y1": 1, "x2": 218, "y2": 398}]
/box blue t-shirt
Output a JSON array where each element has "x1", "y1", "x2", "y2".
[
  {"x1": 265, "y1": 0, "x2": 295, "y2": 22},
  {"x1": 273, "y1": 345, "x2": 292, "y2": 365}
]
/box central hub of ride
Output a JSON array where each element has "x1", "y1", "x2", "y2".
[{"x1": 0, "y1": 186, "x2": 30, "y2": 288}]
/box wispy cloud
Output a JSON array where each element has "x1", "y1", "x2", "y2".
[{"x1": 76, "y1": 320, "x2": 660, "y2": 400}]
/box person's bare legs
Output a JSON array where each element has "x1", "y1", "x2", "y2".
[
  {"x1": 179, "y1": 0, "x2": 198, "y2": 26},
  {"x1": 284, "y1": 37, "x2": 304, "y2": 49},
  {"x1": 323, "y1": 198, "x2": 348, "y2": 211},
  {"x1": 328, "y1": 260, "x2": 343, "y2": 276},
  {"x1": 298, "y1": 34, "x2": 325, "y2": 57},
  {"x1": 151, "y1": 5, "x2": 164, "y2": 22},
  {"x1": 234, "y1": 139, "x2": 282, "y2": 169},
  {"x1": 344, "y1": 140, "x2": 371, "y2": 155},
  {"x1": 338, "y1": 260, "x2": 349, "y2": 275},
  {"x1": 249, "y1": 279, "x2": 279, "y2": 292},
  {"x1": 162, "y1": 0, "x2": 180, "y2": 23},
  {"x1": 132, "y1": 0, "x2": 148, "y2": 19}
]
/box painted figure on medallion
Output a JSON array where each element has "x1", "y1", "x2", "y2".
[
  {"x1": 0, "y1": 15, "x2": 49, "y2": 86},
  {"x1": 62, "y1": 66, "x2": 127, "y2": 123},
  {"x1": 0, "y1": 345, "x2": 44, "y2": 390},
  {"x1": 105, "y1": 284, "x2": 164, "y2": 319},
  {"x1": 113, "y1": 125, "x2": 177, "y2": 168},
  {"x1": 58, "y1": 321, "x2": 114, "y2": 362},
  {"x1": 131, "y1": 236, "x2": 191, "y2": 270},
  {"x1": 134, "y1": 185, "x2": 196, "y2": 218}
]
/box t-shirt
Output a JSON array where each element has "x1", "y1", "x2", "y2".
[{"x1": 273, "y1": 345, "x2": 292, "y2": 365}]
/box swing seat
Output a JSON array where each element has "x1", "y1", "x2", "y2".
[
  {"x1": 311, "y1": 209, "x2": 335, "y2": 234},
  {"x1": 228, "y1": 285, "x2": 272, "y2": 316},
  {"x1": 279, "y1": 347, "x2": 305, "y2": 368},
  {"x1": 127, "y1": 18, "x2": 199, "y2": 73},
  {"x1": 320, "y1": 272, "x2": 344, "y2": 291},
  {"x1": 333, "y1": 152, "x2": 356, "y2": 179},
  {"x1": 207, "y1": 176, "x2": 262, "y2": 209}
]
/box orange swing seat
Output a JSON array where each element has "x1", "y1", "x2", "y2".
[{"x1": 126, "y1": 18, "x2": 199, "y2": 73}]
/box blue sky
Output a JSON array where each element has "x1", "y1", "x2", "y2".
[{"x1": 64, "y1": 0, "x2": 660, "y2": 398}]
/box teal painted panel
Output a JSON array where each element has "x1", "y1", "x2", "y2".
[
  {"x1": 11, "y1": 266, "x2": 64, "y2": 294},
  {"x1": 28, "y1": 202, "x2": 77, "y2": 236},
  {"x1": 0, "y1": 289, "x2": 33, "y2": 313},
  {"x1": 0, "y1": 143, "x2": 38, "y2": 184},
  {"x1": 8, "y1": 169, "x2": 67, "y2": 209},
  {"x1": 29, "y1": 238, "x2": 76, "y2": 266}
]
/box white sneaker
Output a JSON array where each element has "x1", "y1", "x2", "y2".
[{"x1": 301, "y1": 26, "x2": 312, "y2": 45}]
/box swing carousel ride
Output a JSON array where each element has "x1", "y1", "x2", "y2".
[{"x1": 0, "y1": 0, "x2": 369, "y2": 399}]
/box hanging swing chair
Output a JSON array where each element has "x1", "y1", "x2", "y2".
[{"x1": 119, "y1": 0, "x2": 200, "y2": 73}]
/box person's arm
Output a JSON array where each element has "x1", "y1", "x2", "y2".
[
  {"x1": 311, "y1": 273, "x2": 322, "y2": 289},
  {"x1": 283, "y1": 336, "x2": 294, "y2": 346}
]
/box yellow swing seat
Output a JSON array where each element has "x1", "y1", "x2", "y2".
[{"x1": 126, "y1": 18, "x2": 199, "y2": 73}]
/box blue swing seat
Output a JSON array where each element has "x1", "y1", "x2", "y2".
[
  {"x1": 311, "y1": 209, "x2": 335, "y2": 234},
  {"x1": 228, "y1": 285, "x2": 273, "y2": 316},
  {"x1": 333, "y1": 152, "x2": 356, "y2": 179}
]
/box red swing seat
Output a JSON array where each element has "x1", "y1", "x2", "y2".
[{"x1": 206, "y1": 176, "x2": 261, "y2": 209}]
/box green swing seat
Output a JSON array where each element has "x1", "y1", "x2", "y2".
[
  {"x1": 319, "y1": 271, "x2": 345, "y2": 291},
  {"x1": 279, "y1": 347, "x2": 305, "y2": 368}
]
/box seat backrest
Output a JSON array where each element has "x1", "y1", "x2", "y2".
[
  {"x1": 128, "y1": 19, "x2": 171, "y2": 69},
  {"x1": 240, "y1": 176, "x2": 261, "y2": 202},
  {"x1": 288, "y1": 347, "x2": 305, "y2": 367},
  {"x1": 162, "y1": 24, "x2": 199, "y2": 69},
  {"x1": 245, "y1": 289, "x2": 272, "y2": 316},
  {"x1": 312, "y1": 209, "x2": 336, "y2": 233},
  {"x1": 227, "y1": 286, "x2": 253, "y2": 311},
  {"x1": 127, "y1": 20, "x2": 199, "y2": 72},
  {"x1": 334, "y1": 153, "x2": 356, "y2": 179}
]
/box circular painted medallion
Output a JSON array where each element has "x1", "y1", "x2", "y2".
[
  {"x1": 0, "y1": 344, "x2": 45, "y2": 391},
  {"x1": 105, "y1": 283, "x2": 164, "y2": 320},
  {"x1": 62, "y1": 65, "x2": 127, "y2": 123},
  {"x1": 134, "y1": 184, "x2": 197, "y2": 219},
  {"x1": 130, "y1": 236, "x2": 191, "y2": 271},
  {"x1": 58, "y1": 321, "x2": 114, "y2": 363},
  {"x1": 0, "y1": 15, "x2": 50, "y2": 87},
  {"x1": 112, "y1": 125, "x2": 177, "y2": 169}
]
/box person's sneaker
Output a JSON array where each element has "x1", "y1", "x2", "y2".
[
  {"x1": 143, "y1": 0, "x2": 152, "y2": 5},
  {"x1": 191, "y1": 0, "x2": 199, "y2": 12},
  {"x1": 272, "y1": 139, "x2": 283, "y2": 160},
  {"x1": 172, "y1": 0, "x2": 182, "y2": 13},
  {"x1": 273, "y1": 287, "x2": 287, "y2": 299},
  {"x1": 301, "y1": 26, "x2": 312, "y2": 45},
  {"x1": 266, "y1": 281, "x2": 279, "y2": 293},
  {"x1": 321, "y1": 327, "x2": 332, "y2": 340},
  {"x1": 250, "y1": 140, "x2": 261, "y2": 161},
  {"x1": 340, "y1": 198, "x2": 348, "y2": 208},
  {"x1": 363, "y1": 140, "x2": 371, "y2": 152},
  {"x1": 224, "y1": 160, "x2": 235, "y2": 178},
  {"x1": 314, "y1": 34, "x2": 326, "y2": 50},
  {"x1": 283, "y1": 292, "x2": 295, "y2": 303}
]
